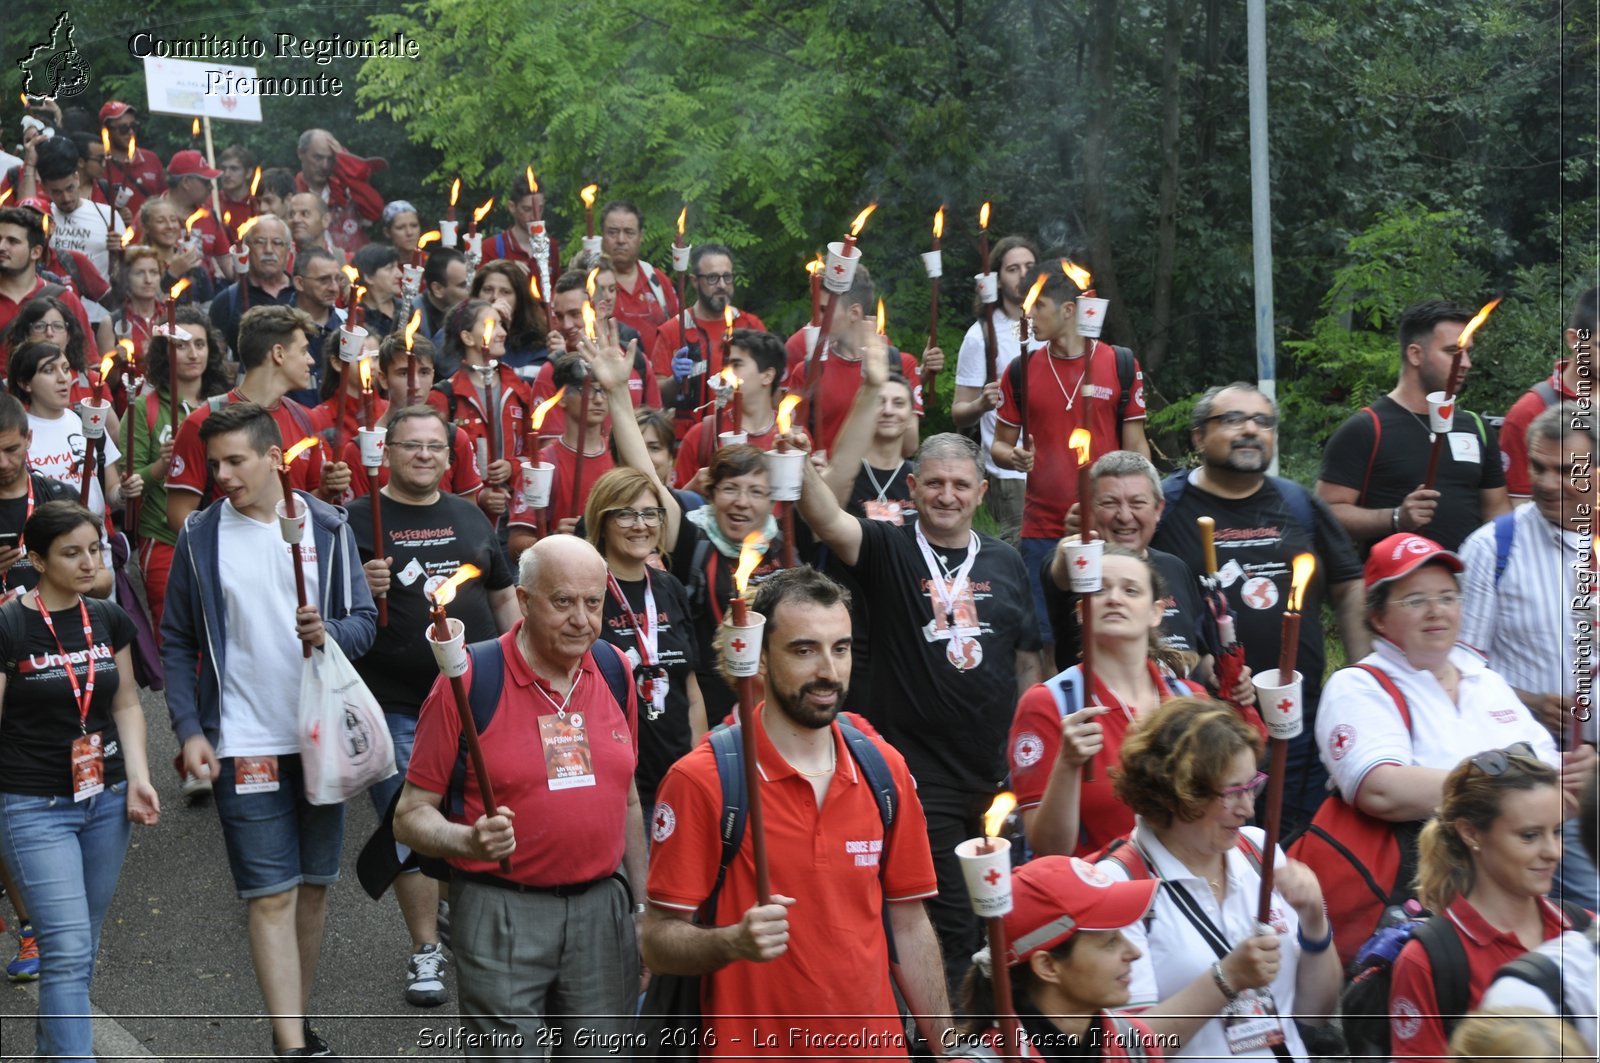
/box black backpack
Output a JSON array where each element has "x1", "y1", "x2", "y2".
[{"x1": 1490, "y1": 917, "x2": 1598, "y2": 1033}]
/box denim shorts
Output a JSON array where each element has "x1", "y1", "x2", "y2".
[
  {"x1": 212, "y1": 754, "x2": 344, "y2": 899},
  {"x1": 1018, "y1": 536, "x2": 1057, "y2": 644},
  {"x1": 367, "y1": 712, "x2": 417, "y2": 818}
]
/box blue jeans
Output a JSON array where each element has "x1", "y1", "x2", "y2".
[
  {"x1": 1018, "y1": 536, "x2": 1057, "y2": 645},
  {"x1": 367, "y1": 712, "x2": 417, "y2": 818},
  {"x1": 0, "y1": 783, "x2": 132, "y2": 1062}
]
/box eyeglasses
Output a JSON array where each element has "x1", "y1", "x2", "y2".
[
  {"x1": 1204, "y1": 412, "x2": 1278, "y2": 430},
  {"x1": 387, "y1": 440, "x2": 449, "y2": 455},
  {"x1": 608, "y1": 507, "x2": 665, "y2": 528},
  {"x1": 28, "y1": 320, "x2": 69, "y2": 335},
  {"x1": 1215, "y1": 772, "x2": 1269, "y2": 804},
  {"x1": 1393, "y1": 592, "x2": 1464, "y2": 611},
  {"x1": 714, "y1": 484, "x2": 770, "y2": 503},
  {"x1": 696, "y1": 273, "x2": 736, "y2": 286},
  {"x1": 1468, "y1": 742, "x2": 1538, "y2": 776},
  {"x1": 105, "y1": 123, "x2": 136, "y2": 133}
]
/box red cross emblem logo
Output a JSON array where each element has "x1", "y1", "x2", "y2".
[
  {"x1": 655, "y1": 812, "x2": 668, "y2": 832},
  {"x1": 730, "y1": 638, "x2": 747, "y2": 653},
  {"x1": 984, "y1": 868, "x2": 1002, "y2": 886},
  {"x1": 1333, "y1": 731, "x2": 1350, "y2": 752},
  {"x1": 1082, "y1": 306, "x2": 1098, "y2": 318},
  {"x1": 1074, "y1": 555, "x2": 1089, "y2": 569},
  {"x1": 832, "y1": 263, "x2": 847, "y2": 276},
  {"x1": 1277, "y1": 698, "x2": 1294, "y2": 713}
]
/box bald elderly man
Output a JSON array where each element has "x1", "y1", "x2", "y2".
[{"x1": 396, "y1": 536, "x2": 647, "y2": 1050}]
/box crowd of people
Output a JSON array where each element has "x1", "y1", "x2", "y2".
[{"x1": 0, "y1": 95, "x2": 1595, "y2": 1062}]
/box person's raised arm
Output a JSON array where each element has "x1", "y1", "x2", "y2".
[
  {"x1": 583, "y1": 320, "x2": 682, "y2": 552},
  {"x1": 820, "y1": 332, "x2": 889, "y2": 504},
  {"x1": 797, "y1": 436, "x2": 863, "y2": 567}
]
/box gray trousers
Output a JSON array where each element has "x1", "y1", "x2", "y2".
[
  {"x1": 450, "y1": 874, "x2": 639, "y2": 1058},
  {"x1": 984, "y1": 474, "x2": 1025, "y2": 546}
]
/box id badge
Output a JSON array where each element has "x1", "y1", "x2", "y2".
[
  {"x1": 234, "y1": 755, "x2": 281, "y2": 794},
  {"x1": 863, "y1": 499, "x2": 905, "y2": 526},
  {"x1": 540, "y1": 715, "x2": 596, "y2": 790},
  {"x1": 1222, "y1": 988, "x2": 1286, "y2": 1054},
  {"x1": 639, "y1": 667, "x2": 669, "y2": 721},
  {"x1": 70, "y1": 732, "x2": 105, "y2": 802}
]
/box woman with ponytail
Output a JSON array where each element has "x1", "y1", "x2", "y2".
[{"x1": 1389, "y1": 747, "x2": 1576, "y2": 1062}]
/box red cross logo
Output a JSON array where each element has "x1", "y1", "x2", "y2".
[
  {"x1": 1074, "y1": 555, "x2": 1089, "y2": 569},
  {"x1": 1277, "y1": 698, "x2": 1294, "y2": 713},
  {"x1": 730, "y1": 638, "x2": 747, "y2": 653},
  {"x1": 832, "y1": 263, "x2": 847, "y2": 276},
  {"x1": 984, "y1": 868, "x2": 1002, "y2": 886},
  {"x1": 1082, "y1": 306, "x2": 1098, "y2": 318},
  {"x1": 1333, "y1": 731, "x2": 1350, "y2": 752},
  {"x1": 655, "y1": 811, "x2": 668, "y2": 832}
]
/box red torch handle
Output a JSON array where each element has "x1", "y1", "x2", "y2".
[
  {"x1": 571, "y1": 385, "x2": 591, "y2": 523},
  {"x1": 290, "y1": 540, "x2": 310, "y2": 658},
  {"x1": 446, "y1": 671, "x2": 512, "y2": 875},
  {"x1": 370, "y1": 482, "x2": 387, "y2": 627},
  {"x1": 737, "y1": 675, "x2": 771, "y2": 904},
  {"x1": 989, "y1": 915, "x2": 1024, "y2": 1063},
  {"x1": 1255, "y1": 737, "x2": 1288, "y2": 926}
]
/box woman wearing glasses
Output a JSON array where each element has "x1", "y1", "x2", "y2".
[
  {"x1": 1388, "y1": 747, "x2": 1575, "y2": 1062},
  {"x1": 1009, "y1": 547, "x2": 1257, "y2": 858},
  {"x1": 1096, "y1": 697, "x2": 1342, "y2": 1060},
  {"x1": 1306, "y1": 533, "x2": 1579, "y2": 962}
]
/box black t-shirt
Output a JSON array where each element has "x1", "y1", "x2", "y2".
[
  {"x1": 1319, "y1": 397, "x2": 1505, "y2": 552},
  {"x1": 670, "y1": 522, "x2": 786, "y2": 725},
  {"x1": 1151, "y1": 474, "x2": 1361, "y2": 708},
  {"x1": 1042, "y1": 545, "x2": 1206, "y2": 673},
  {"x1": 849, "y1": 518, "x2": 1041, "y2": 793},
  {"x1": 846, "y1": 460, "x2": 916, "y2": 523},
  {"x1": 831, "y1": 461, "x2": 919, "y2": 711},
  {"x1": 345, "y1": 492, "x2": 515, "y2": 716},
  {"x1": 0, "y1": 475, "x2": 81, "y2": 597},
  {"x1": 0, "y1": 596, "x2": 136, "y2": 796},
  {"x1": 600, "y1": 568, "x2": 698, "y2": 808}
]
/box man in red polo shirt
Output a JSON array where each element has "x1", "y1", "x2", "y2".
[
  {"x1": 99, "y1": 101, "x2": 164, "y2": 218},
  {"x1": 650, "y1": 243, "x2": 764, "y2": 440},
  {"x1": 642, "y1": 566, "x2": 952, "y2": 1057},
  {"x1": 396, "y1": 534, "x2": 646, "y2": 1050},
  {"x1": 1501, "y1": 285, "x2": 1596, "y2": 501},
  {"x1": 0, "y1": 207, "x2": 93, "y2": 370},
  {"x1": 601, "y1": 200, "x2": 677, "y2": 357}
]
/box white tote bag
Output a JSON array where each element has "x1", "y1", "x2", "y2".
[{"x1": 298, "y1": 639, "x2": 397, "y2": 805}]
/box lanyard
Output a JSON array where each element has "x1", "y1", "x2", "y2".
[
  {"x1": 35, "y1": 592, "x2": 97, "y2": 731},
  {"x1": 914, "y1": 522, "x2": 981, "y2": 636},
  {"x1": 3, "y1": 476, "x2": 37, "y2": 594},
  {"x1": 862, "y1": 460, "x2": 906, "y2": 504},
  {"x1": 607, "y1": 570, "x2": 658, "y2": 670}
]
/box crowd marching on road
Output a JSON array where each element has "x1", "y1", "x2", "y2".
[{"x1": 0, "y1": 92, "x2": 1594, "y2": 1063}]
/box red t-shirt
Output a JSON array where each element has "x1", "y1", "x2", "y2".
[
  {"x1": 217, "y1": 192, "x2": 254, "y2": 244},
  {"x1": 646, "y1": 706, "x2": 937, "y2": 1057},
  {"x1": 1500, "y1": 361, "x2": 1575, "y2": 497},
  {"x1": 997, "y1": 340, "x2": 1147, "y2": 540},
  {"x1": 782, "y1": 347, "x2": 924, "y2": 456},
  {"x1": 407, "y1": 629, "x2": 639, "y2": 887},
  {"x1": 508, "y1": 438, "x2": 616, "y2": 528},
  {"x1": 0, "y1": 279, "x2": 95, "y2": 378},
  {"x1": 104, "y1": 148, "x2": 166, "y2": 217},
  {"x1": 527, "y1": 355, "x2": 660, "y2": 438},
  {"x1": 611, "y1": 262, "x2": 679, "y2": 358},
  {"x1": 1008, "y1": 661, "x2": 1209, "y2": 856},
  {"x1": 649, "y1": 307, "x2": 767, "y2": 438},
  {"x1": 425, "y1": 363, "x2": 536, "y2": 473},
  {"x1": 166, "y1": 391, "x2": 331, "y2": 499},
  {"x1": 674, "y1": 418, "x2": 779, "y2": 489},
  {"x1": 1388, "y1": 896, "x2": 1578, "y2": 1063},
  {"x1": 185, "y1": 210, "x2": 232, "y2": 269}
]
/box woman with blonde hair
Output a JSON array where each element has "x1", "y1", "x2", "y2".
[{"x1": 1449, "y1": 1008, "x2": 1593, "y2": 1063}]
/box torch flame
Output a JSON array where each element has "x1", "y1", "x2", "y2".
[
  {"x1": 984, "y1": 792, "x2": 1017, "y2": 838},
  {"x1": 1060, "y1": 258, "x2": 1093, "y2": 291},
  {"x1": 1069, "y1": 428, "x2": 1091, "y2": 465},
  {"x1": 529, "y1": 273, "x2": 542, "y2": 301},
  {"x1": 0, "y1": 189, "x2": 10, "y2": 208},
  {"x1": 127, "y1": 133, "x2": 137, "y2": 162},
  {"x1": 530, "y1": 387, "x2": 566, "y2": 432},
  {"x1": 117, "y1": 338, "x2": 135, "y2": 359},
  {"x1": 168, "y1": 278, "x2": 192, "y2": 301},
  {"x1": 354, "y1": 285, "x2": 367, "y2": 307},
  {"x1": 586, "y1": 267, "x2": 599, "y2": 297},
  {"x1": 734, "y1": 532, "x2": 765, "y2": 593},
  {"x1": 777, "y1": 394, "x2": 802, "y2": 435},
  {"x1": 120, "y1": 227, "x2": 134, "y2": 249},
  {"x1": 1022, "y1": 273, "x2": 1049, "y2": 315},
  {"x1": 805, "y1": 257, "x2": 822, "y2": 276},
  {"x1": 191, "y1": 118, "x2": 201, "y2": 138},
  {"x1": 676, "y1": 207, "x2": 686, "y2": 238},
  {"x1": 876, "y1": 298, "x2": 886, "y2": 335},
  {"x1": 431, "y1": 564, "x2": 482, "y2": 607},
  {"x1": 98, "y1": 352, "x2": 117, "y2": 379},
  {"x1": 236, "y1": 216, "x2": 260, "y2": 240},
  {"x1": 449, "y1": 177, "x2": 460, "y2": 208},
  {"x1": 525, "y1": 165, "x2": 539, "y2": 194},
  {"x1": 582, "y1": 301, "x2": 597, "y2": 340},
  {"x1": 848, "y1": 203, "x2": 878, "y2": 237},
  {"x1": 580, "y1": 184, "x2": 598, "y2": 208},
  {"x1": 979, "y1": 201, "x2": 991, "y2": 230},
  {"x1": 1287, "y1": 553, "x2": 1316, "y2": 613},
  {"x1": 417, "y1": 230, "x2": 441, "y2": 249},
  {"x1": 482, "y1": 317, "x2": 495, "y2": 348},
  {"x1": 404, "y1": 309, "x2": 422, "y2": 351},
  {"x1": 41, "y1": 215, "x2": 49, "y2": 236},
  {"x1": 718, "y1": 366, "x2": 739, "y2": 391},
  {"x1": 932, "y1": 206, "x2": 944, "y2": 241},
  {"x1": 1456, "y1": 297, "x2": 1503, "y2": 351},
  {"x1": 184, "y1": 207, "x2": 208, "y2": 232},
  {"x1": 101, "y1": 128, "x2": 111, "y2": 156},
  {"x1": 724, "y1": 304, "x2": 736, "y2": 330},
  {"x1": 250, "y1": 166, "x2": 262, "y2": 196},
  {"x1": 341, "y1": 264, "x2": 360, "y2": 285},
  {"x1": 282, "y1": 437, "x2": 318, "y2": 466},
  {"x1": 472, "y1": 198, "x2": 494, "y2": 224},
  {"x1": 359, "y1": 357, "x2": 372, "y2": 391},
  {"x1": 223, "y1": 210, "x2": 232, "y2": 226}
]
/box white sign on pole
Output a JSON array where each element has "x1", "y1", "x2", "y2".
[{"x1": 142, "y1": 56, "x2": 264, "y2": 123}]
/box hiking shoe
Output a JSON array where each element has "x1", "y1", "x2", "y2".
[
  {"x1": 404, "y1": 942, "x2": 448, "y2": 1007},
  {"x1": 7, "y1": 924, "x2": 39, "y2": 981},
  {"x1": 180, "y1": 771, "x2": 212, "y2": 801}
]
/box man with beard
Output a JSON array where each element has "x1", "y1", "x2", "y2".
[
  {"x1": 1151, "y1": 382, "x2": 1366, "y2": 832},
  {"x1": 642, "y1": 566, "x2": 953, "y2": 1058},
  {"x1": 600, "y1": 200, "x2": 677, "y2": 357},
  {"x1": 210, "y1": 215, "x2": 296, "y2": 356},
  {"x1": 0, "y1": 207, "x2": 93, "y2": 350},
  {"x1": 649, "y1": 243, "x2": 764, "y2": 436},
  {"x1": 99, "y1": 101, "x2": 165, "y2": 218},
  {"x1": 1316, "y1": 300, "x2": 1511, "y2": 553}
]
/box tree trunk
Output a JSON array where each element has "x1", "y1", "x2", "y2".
[
  {"x1": 1082, "y1": 0, "x2": 1129, "y2": 343},
  {"x1": 1146, "y1": 0, "x2": 1190, "y2": 375}
]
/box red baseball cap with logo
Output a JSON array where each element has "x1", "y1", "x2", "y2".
[
  {"x1": 1363, "y1": 532, "x2": 1463, "y2": 591},
  {"x1": 1002, "y1": 856, "x2": 1158, "y2": 967},
  {"x1": 99, "y1": 101, "x2": 135, "y2": 123},
  {"x1": 167, "y1": 150, "x2": 221, "y2": 180}
]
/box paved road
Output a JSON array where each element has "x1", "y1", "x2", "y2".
[{"x1": 1, "y1": 687, "x2": 467, "y2": 1061}]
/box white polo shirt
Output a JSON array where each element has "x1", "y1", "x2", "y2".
[
  {"x1": 1316, "y1": 639, "x2": 1560, "y2": 800},
  {"x1": 1480, "y1": 927, "x2": 1598, "y2": 1049},
  {"x1": 1099, "y1": 823, "x2": 1312, "y2": 1062}
]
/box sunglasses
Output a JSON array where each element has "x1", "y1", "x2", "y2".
[{"x1": 1467, "y1": 742, "x2": 1539, "y2": 776}]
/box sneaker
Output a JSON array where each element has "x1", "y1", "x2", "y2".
[
  {"x1": 7, "y1": 924, "x2": 39, "y2": 981},
  {"x1": 404, "y1": 942, "x2": 449, "y2": 1007},
  {"x1": 274, "y1": 1022, "x2": 338, "y2": 1061},
  {"x1": 180, "y1": 771, "x2": 213, "y2": 801}
]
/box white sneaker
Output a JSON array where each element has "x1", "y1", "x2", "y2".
[
  {"x1": 181, "y1": 772, "x2": 213, "y2": 800},
  {"x1": 404, "y1": 943, "x2": 448, "y2": 1007}
]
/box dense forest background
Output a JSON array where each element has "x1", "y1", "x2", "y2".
[{"x1": 13, "y1": 0, "x2": 1597, "y2": 474}]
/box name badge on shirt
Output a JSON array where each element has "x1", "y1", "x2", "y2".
[
  {"x1": 540, "y1": 715, "x2": 596, "y2": 790},
  {"x1": 864, "y1": 499, "x2": 906, "y2": 525},
  {"x1": 1447, "y1": 431, "x2": 1481, "y2": 464},
  {"x1": 235, "y1": 755, "x2": 280, "y2": 794},
  {"x1": 70, "y1": 732, "x2": 104, "y2": 802},
  {"x1": 1222, "y1": 988, "x2": 1287, "y2": 1054}
]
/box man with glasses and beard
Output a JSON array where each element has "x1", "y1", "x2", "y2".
[
  {"x1": 642, "y1": 566, "x2": 953, "y2": 1058},
  {"x1": 648, "y1": 242, "x2": 765, "y2": 438},
  {"x1": 1151, "y1": 382, "x2": 1367, "y2": 833}
]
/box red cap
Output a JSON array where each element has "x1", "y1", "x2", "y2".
[
  {"x1": 1363, "y1": 533, "x2": 1463, "y2": 591},
  {"x1": 1003, "y1": 856, "x2": 1158, "y2": 966},
  {"x1": 17, "y1": 197, "x2": 51, "y2": 215},
  {"x1": 99, "y1": 101, "x2": 134, "y2": 123},
  {"x1": 167, "y1": 150, "x2": 221, "y2": 180}
]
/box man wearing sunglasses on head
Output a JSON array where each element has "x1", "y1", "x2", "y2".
[{"x1": 98, "y1": 101, "x2": 165, "y2": 217}]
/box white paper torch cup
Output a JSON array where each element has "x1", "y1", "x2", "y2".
[
  {"x1": 823, "y1": 241, "x2": 860, "y2": 294},
  {"x1": 976, "y1": 272, "x2": 999, "y2": 305},
  {"x1": 956, "y1": 837, "x2": 1014, "y2": 917},
  {"x1": 764, "y1": 450, "x2": 805, "y2": 502},
  {"x1": 527, "y1": 220, "x2": 546, "y2": 240},
  {"x1": 1254, "y1": 668, "x2": 1305, "y2": 741},
  {"x1": 921, "y1": 250, "x2": 944, "y2": 279},
  {"x1": 426, "y1": 616, "x2": 469, "y2": 678},
  {"x1": 115, "y1": 187, "x2": 133, "y2": 209},
  {"x1": 1075, "y1": 297, "x2": 1110, "y2": 338},
  {"x1": 1426, "y1": 391, "x2": 1455, "y2": 434},
  {"x1": 582, "y1": 235, "x2": 602, "y2": 256},
  {"x1": 463, "y1": 233, "x2": 483, "y2": 261},
  {"x1": 520, "y1": 461, "x2": 555, "y2": 509},
  {"x1": 722, "y1": 614, "x2": 765, "y2": 678},
  {"x1": 339, "y1": 326, "x2": 369, "y2": 363},
  {"x1": 1063, "y1": 538, "x2": 1105, "y2": 593},
  {"x1": 357, "y1": 428, "x2": 384, "y2": 469},
  {"x1": 401, "y1": 263, "x2": 423, "y2": 290},
  {"x1": 78, "y1": 399, "x2": 110, "y2": 440},
  {"x1": 157, "y1": 324, "x2": 193, "y2": 342},
  {"x1": 671, "y1": 244, "x2": 692, "y2": 272},
  {"x1": 802, "y1": 323, "x2": 820, "y2": 358},
  {"x1": 718, "y1": 431, "x2": 748, "y2": 449},
  {"x1": 275, "y1": 497, "x2": 307, "y2": 544},
  {"x1": 438, "y1": 220, "x2": 459, "y2": 248},
  {"x1": 231, "y1": 245, "x2": 249, "y2": 274}
]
